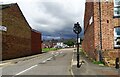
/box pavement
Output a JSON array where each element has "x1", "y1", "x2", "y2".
[
  {"x1": 0, "y1": 51, "x2": 48, "y2": 67},
  {"x1": 71, "y1": 49, "x2": 120, "y2": 77}
]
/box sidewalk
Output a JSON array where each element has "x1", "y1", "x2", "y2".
[
  {"x1": 0, "y1": 51, "x2": 53, "y2": 67},
  {"x1": 71, "y1": 50, "x2": 119, "y2": 77}
]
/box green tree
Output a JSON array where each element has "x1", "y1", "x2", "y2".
[{"x1": 64, "y1": 40, "x2": 75, "y2": 46}]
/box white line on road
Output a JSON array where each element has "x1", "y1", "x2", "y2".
[
  {"x1": 15, "y1": 64, "x2": 38, "y2": 76},
  {"x1": 46, "y1": 57, "x2": 52, "y2": 61},
  {"x1": 14, "y1": 54, "x2": 59, "y2": 76},
  {"x1": 70, "y1": 51, "x2": 75, "y2": 77}
]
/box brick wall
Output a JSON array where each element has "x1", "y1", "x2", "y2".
[
  {"x1": 82, "y1": 2, "x2": 96, "y2": 59},
  {"x1": 94, "y1": 1, "x2": 120, "y2": 58},
  {"x1": 1, "y1": 3, "x2": 32, "y2": 60},
  {"x1": 97, "y1": 2, "x2": 114, "y2": 50},
  {"x1": 82, "y1": 1, "x2": 120, "y2": 63},
  {"x1": 31, "y1": 30, "x2": 42, "y2": 54}
]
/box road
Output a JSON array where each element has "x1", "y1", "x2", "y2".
[
  {"x1": 1, "y1": 48, "x2": 74, "y2": 77},
  {"x1": 1, "y1": 48, "x2": 119, "y2": 77}
]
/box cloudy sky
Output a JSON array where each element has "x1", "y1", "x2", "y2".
[{"x1": 1, "y1": 0, "x2": 85, "y2": 40}]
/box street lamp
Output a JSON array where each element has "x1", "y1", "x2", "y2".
[{"x1": 73, "y1": 22, "x2": 82, "y2": 68}]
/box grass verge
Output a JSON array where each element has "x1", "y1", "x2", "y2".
[
  {"x1": 42, "y1": 48, "x2": 58, "y2": 52},
  {"x1": 93, "y1": 60, "x2": 104, "y2": 64}
]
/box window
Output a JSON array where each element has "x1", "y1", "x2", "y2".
[
  {"x1": 114, "y1": 27, "x2": 120, "y2": 48},
  {"x1": 114, "y1": 0, "x2": 120, "y2": 17}
]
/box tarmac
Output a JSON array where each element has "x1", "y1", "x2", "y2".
[
  {"x1": 0, "y1": 52, "x2": 48, "y2": 67},
  {"x1": 0, "y1": 49, "x2": 120, "y2": 77},
  {"x1": 71, "y1": 50, "x2": 120, "y2": 77}
]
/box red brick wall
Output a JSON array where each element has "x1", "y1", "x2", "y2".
[
  {"x1": 82, "y1": 2, "x2": 96, "y2": 59},
  {"x1": 31, "y1": 30, "x2": 42, "y2": 54},
  {"x1": 94, "y1": 2, "x2": 114, "y2": 50},
  {"x1": 82, "y1": 1, "x2": 120, "y2": 61},
  {"x1": 94, "y1": 2, "x2": 120, "y2": 58}
]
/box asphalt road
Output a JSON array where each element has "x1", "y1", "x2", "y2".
[{"x1": 1, "y1": 48, "x2": 74, "y2": 77}]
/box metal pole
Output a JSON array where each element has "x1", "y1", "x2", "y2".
[
  {"x1": 77, "y1": 33, "x2": 80, "y2": 68},
  {"x1": 99, "y1": 0, "x2": 102, "y2": 62},
  {"x1": 99, "y1": 0, "x2": 102, "y2": 50}
]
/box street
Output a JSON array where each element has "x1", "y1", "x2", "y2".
[
  {"x1": 1, "y1": 48, "x2": 119, "y2": 77},
  {"x1": 1, "y1": 1, "x2": 120, "y2": 77},
  {"x1": 1, "y1": 48, "x2": 73, "y2": 77}
]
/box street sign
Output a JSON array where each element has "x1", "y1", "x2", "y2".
[
  {"x1": 78, "y1": 38, "x2": 80, "y2": 43},
  {"x1": 73, "y1": 22, "x2": 82, "y2": 68},
  {"x1": 73, "y1": 22, "x2": 82, "y2": 34},
  {"x1": 0, "y1": 25, "x2": 7, "y2": 31}
]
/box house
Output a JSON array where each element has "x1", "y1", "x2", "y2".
[
  {"x1": 82, "y1": 0, "x2": 120, "y2": 67},
  {"x1": 0, "y1": 3, "x2": 42, "y2": 60}
]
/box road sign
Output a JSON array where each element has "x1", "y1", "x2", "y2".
[
  {"x1": 73, "y1": 22, "x2": 82, "y2": 34},
  {"x1": 73, "y1": 22, "x2": 82, "y2": 68}
]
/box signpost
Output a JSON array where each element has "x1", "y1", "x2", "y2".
[{"x1": 73, "y1": 22, "x2": 82, "y2": 68}]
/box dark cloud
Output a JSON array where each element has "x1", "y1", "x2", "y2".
[{"x1": 2, "y1": 0, "x2": 85, "y2": 39}]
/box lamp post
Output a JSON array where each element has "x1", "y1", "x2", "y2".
[{"x1": 73, "y1": 22, "x2": 82, "y2": 68}]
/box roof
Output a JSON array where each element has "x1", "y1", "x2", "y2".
[
  {"x1": 1, "y1": 3, "x2": 32, "y2": 29},
  {"x1": 1, "y1": 3, "x2": 42, "y2": 34},
  {"x1": 0, "y1": 3, "x2": 16, "y2": 10},
  {"x1": 32, "y1": 29, "x2": 41, "y2": 34}
]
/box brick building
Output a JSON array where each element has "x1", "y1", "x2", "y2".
[
  {"x1": 31, "y1": 29, "x2": 42, "y2": 55},
  {"x1": 0, "y1": 3, "x2": 42, "y2": 60},
  {"x1": 82, "y1": 0, "x2": 120, "y2": 66}
]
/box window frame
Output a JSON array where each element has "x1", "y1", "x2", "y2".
[
  {"x1": 114, "y1": 0, "x2": 120, "y2": 17},
  {"x1": 114, "y1": 26, "x2": 120, "y2": 49}
]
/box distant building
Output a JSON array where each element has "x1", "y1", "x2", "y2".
[
  {"x1": 0, "y1": 3, "x2": 42, "y2": 60},
  {"x1": 56, "y1": 42, "x2": 64, "y2": 47},
  {"x1": 82, "y1": 0, "x2": 120, "y2": 66},
  {"x1": 42, "y1": 39, "x2": 58, "y2": 48}
]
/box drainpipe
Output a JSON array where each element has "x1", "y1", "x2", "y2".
[{"x1": 98, "y1": 0, "x2": 102, "y2": 62}]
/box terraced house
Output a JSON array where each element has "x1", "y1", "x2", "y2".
[
  {"x1": 82, "y1": 0, "x2": 120, "y2": 67},
  {"x1": 0, "y1": 3, "x2": 42, "y2": 60}
]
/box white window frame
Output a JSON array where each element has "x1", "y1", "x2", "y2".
[
  {"x1": 114, "y1": 0, "x2": 120, "y2": 17},
  {"x1": 114, "y1": 27, "x2": 120, "y2": 48}
]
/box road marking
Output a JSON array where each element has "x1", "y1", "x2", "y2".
[
  {"x1": 39, "y1": 53, "x2": 61, "y2": 64},
  {"x1": 70, "y1": 51, "x2": 75, "y2": 77},
  {"x1": 46, "y1": 57, "x2": 52, "y2": 61},
  {"x1": 39, "y1": 56, "x2": 54, "y2": 64},
  {"x1": 15, "y1": 65, "x2": 38, "y2": 76}
]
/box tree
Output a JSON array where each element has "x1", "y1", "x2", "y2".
[{"x1": 63, "y1": 40, "x2": 75, "y2": 46}]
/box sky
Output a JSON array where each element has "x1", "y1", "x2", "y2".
[{"x1": 1, "y1": 0, "x2": 85, "y2": 40}]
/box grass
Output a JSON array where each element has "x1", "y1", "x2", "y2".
[
  {"x1": 79, "y1": 48, "x2": 104, "y2": 65},
  {"x1": 93, "y1": 60, "x2": 104, "y2": 64},
  {"x1": 42, "y1": 48, "x2": 58, "y2": 52}
]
